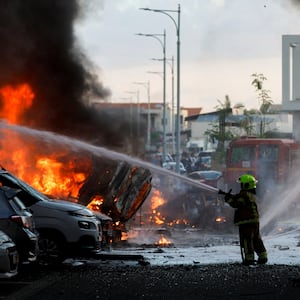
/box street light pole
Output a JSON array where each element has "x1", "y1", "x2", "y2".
[
  {"x1": 170, "y1": 56, "x2": 175, "y2": 156},
  {"x1": 140, "y1": 4, "x2": 181, "y2": 173},
  {"x1": 136, "y1": 31, "x2": 167, "y2": 163},
  {"x1": 133, "y1": 81, "x2": 151, "y2": 150},
  {"x1": 151, "y1": 56, "x2": 175, "y2": 155}
]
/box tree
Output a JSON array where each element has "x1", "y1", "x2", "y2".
[
  {"x1": 204, "y1": 95, "x2": 235, "y2": 168},
  {"x1": 251, "y1": 73, "x2": 273, "y2": 114},
  {"x1": 240, "y1": 110, "x2": 255, "y2": 136},
  {"x1": 251, "y1": 73, "x2": 273, "y2": 136}
]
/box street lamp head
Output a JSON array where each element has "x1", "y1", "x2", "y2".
[
  {"x1": 136, "y1": 33, "x2": 164, "y2": 37},
  {"x1": 140, "y1": 7, "x2": 163, "y2": 13},
  {"x1": 147, "y1": 71, "x2": 162, "y2": 74},
  {"x1": 133, "y1": 81, "x2": 147, "y2": 85}
]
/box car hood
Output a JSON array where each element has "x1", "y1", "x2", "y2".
[
  {"x1": 33, "y1": 199, "x2": 94, "y2": 215},
  {"x1": 93, "y1": 211, "x2": 112, "y2": 221}
]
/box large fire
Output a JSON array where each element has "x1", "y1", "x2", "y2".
[
  {"x1": 0, "y1": 83, "x2": 92, "y2": 200},
  {"x1": 0, "y1": 83, "x2": 226, "y2": 235},
  {"x1": 0, "y1": 83, "x2": 154, "y2": 223},
  {"x1": 0, "y1": 132, "x2": 92, "y2": 200}
]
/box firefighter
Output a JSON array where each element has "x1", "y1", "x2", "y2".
[{"x1": 223, "y1": 174, "x2": 268, "y2": 266}]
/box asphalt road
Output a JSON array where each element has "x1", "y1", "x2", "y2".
[
  {"x1": 1, "y1": 229, "x2": 300, "y2": 300},
  {"x1": 1, "y1": 255, "x2": 300, "y2": 300}
]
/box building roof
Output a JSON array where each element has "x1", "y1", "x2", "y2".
[
  {"x1": 182, "y1": 107, "x2": 202, "y2": 117},
  {"x1": 186, "y1": 111, "x2": 274, "y2": 124},
  {"x1": 185, "y1": 109, "x2": 231, "y2": 121},
  {"x1": 91, "y1": 102, "x2": 167, "y2": 110}
]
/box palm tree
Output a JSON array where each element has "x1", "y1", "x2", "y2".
[
  {"x1": 204, "y1": 95, "x2": 234, "y2": 168},
  {"x1": 216, "y1": 95, "x2": 232, "y2": 151},
  {"x1": 251, "y1": 73, "x2": 273, "y2": 136}
]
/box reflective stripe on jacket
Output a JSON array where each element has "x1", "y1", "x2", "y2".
[{"x1": 226, "y1": 190, "x2": 259, "y2": 225}]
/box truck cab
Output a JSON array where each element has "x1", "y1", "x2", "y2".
[{"x1": 224, "y1": 137, "x2": 300, "y2": 194}]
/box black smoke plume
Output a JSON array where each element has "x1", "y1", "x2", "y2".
[{"x1": 0, "y1": 0, "x2": 134, "y2": 148}]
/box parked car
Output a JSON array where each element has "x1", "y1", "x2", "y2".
[
  {"x1": 0, "y1": 186, "x2": 39, "y2": 264},
  {"x1": 0, "y1": 168, "x2": 102, "y2": 264},
  {"x1": 162, "y1": 162, "x2": 186, "y2": 174},
  {"x1": 0, "y1": 230, "x2": 19, "y2": 278},
  {"x1": 194, "y1": 151, "x2": 214, "y2": 171},
  {"x1": 196, "y1": 156, "x2": 212, "y2": 170},
  {"x1": 92, "y1": 212, "x2": 113, "y2": 249},
  {"x1": 147, "y1": 152, "x2": 174, "y2": 166},
  {"x1": 187, "y1": 170, "x2": 224, "y2": 189}
]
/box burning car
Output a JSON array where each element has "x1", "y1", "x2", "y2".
[
  {"x1": 79, "y1": 159, "x2": 152, "y2": 241},
  {"x1": 0, "y1": 124, "x2": 152, "y2": 244}
]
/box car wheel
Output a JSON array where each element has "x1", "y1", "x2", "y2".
[{"x1": 38, "y1": 232, "x2": 66, "y2": 265}]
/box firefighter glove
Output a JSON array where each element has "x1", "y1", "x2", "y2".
[{"x1": 224, "y1": 194, "x2": 231, "y2": 202}]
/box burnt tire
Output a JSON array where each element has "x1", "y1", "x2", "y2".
[{"x1": 38, "y1": 232, "x2": 66, "y2": 265}]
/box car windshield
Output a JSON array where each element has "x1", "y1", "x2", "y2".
[
  {"x1": 200, "y1": 172, "x2": 220, "y2": 180},
  {"x1": 201, "y1": 156, "x2": 211, "y2": 163}
]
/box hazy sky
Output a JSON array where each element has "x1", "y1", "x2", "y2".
[{"x1": 75, "y1": 0, "x2": 300, "y2": 113}]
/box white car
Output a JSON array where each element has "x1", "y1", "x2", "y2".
[
  {"x1": 162, "y1": 162, "x2": 186, "y2": 174},
  {"x1": 0, "y1": 230, "x2": 18, "y2": 278}
]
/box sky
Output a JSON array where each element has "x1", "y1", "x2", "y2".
[{"x1": 74, "y1": 0, "x2": 300, "y2": 113}]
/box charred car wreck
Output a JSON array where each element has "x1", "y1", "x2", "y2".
[{"x1": 76, "y1": 159, "x2": 152, "y2": 241}]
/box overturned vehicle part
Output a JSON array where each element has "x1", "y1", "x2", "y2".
[{"x1": 78, "y1": 159, "x2": 152, "y2": 240}]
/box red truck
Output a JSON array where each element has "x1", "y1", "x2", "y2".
[{"x1": 223, "y1": 137, "x2": 300, "y2": 196}]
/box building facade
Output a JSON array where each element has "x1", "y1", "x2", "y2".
[{"x1": 282, "y1": 35, "x2": 300, "y2": 142}]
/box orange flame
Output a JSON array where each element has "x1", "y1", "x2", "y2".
[
  {"x1": 0, "y1": 83, "x2": 34, "y2": 124},
  {"x1": 156, "y1": 234, "x2": 172, "y2": 247},
  {"x1": 87, "y1": 196, "x2": 105, "y2": 212},
  {"x1": 31, "y1": 157, "x2": 88, "y2": 198},
  {"x1": 0, "y1": 82, "x2": 92, "y2": 200},
  {"x1": 215, "y1": 216, "x2": 226, "y2": 223},
  {"x1": 0, "y1": 83, "x2": 159, "y2": 228},
  {"x1": 148, "y1": 189, "x2": 167, "y2": 225},
  {"x1": 0, "y1": 127, "x2": 92, "y2": 200}
]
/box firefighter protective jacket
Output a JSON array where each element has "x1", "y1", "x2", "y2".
[{"x1": 225, "y1": 190, "x2": 259, "y2": 225}]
